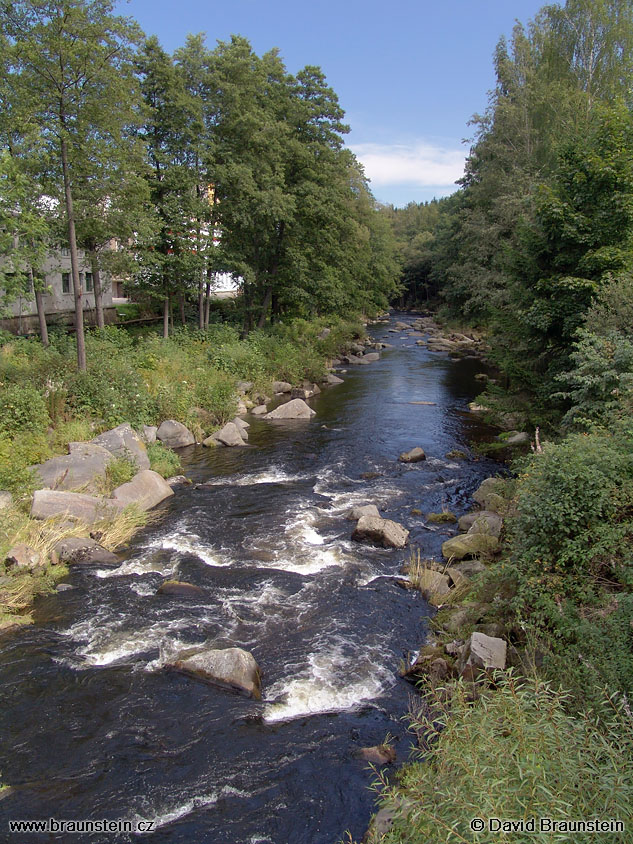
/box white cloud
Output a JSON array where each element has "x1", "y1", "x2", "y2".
[{"x1": 350, "y1": 141, "x2": 466, "y2": 189}]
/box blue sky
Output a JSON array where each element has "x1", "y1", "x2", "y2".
[{"x1": 116, "y1": 0, "x2": 547, "y2": 206}]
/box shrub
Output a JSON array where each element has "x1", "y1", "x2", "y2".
[
  {"x1": 96, "y1": 456, "x2": 138, "y2": 495},
  {"x1": 370, "y1": 673, "x2": 633, "y2": 844},
  {"x1": 0, "y1": 383, "x2": 50, "y2": 434},
  {"x1": 0, "y1": 435, "x2": 37, "y2": 499},
  {"x1": 147, "y1": 442, "x2": 181, "y2": 478}
]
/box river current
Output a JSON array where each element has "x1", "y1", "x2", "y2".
[{"x1": 0, "y1": 314, "x2": 500, "y2": 843}]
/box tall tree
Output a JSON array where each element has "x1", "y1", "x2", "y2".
[{"x1": 3, "y1": 0, "x2": 142, "y2": 369}]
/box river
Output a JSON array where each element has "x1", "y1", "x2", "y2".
[{"x1": 0, "y1": 314, "x2": 501, "y2": 843}]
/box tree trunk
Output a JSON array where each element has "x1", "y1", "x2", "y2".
[
  {"x1": 31, "y1": 269, "x2": 49, "y2": 347},
  {"x1": 204, "y1": 279, "x2": 211, "y2": 329},
  {"x1": 257, "y1": 284, "x2": 273, "y2": 329},
  {"x1": 89, "y1": 250, "x2": 105, "y2": 329},
  {"x1": 61, "y1": 137, "x2": 86, "y2": 370},
  {"x1": 179, "y1": 290, "x2": 186, "y2": 325},
  {"x1": 170, "y1": 298, "x2": 174, "y2": 332},
  {"x1": 163, "y1": 295, "x2": 169, "y2": 339},
  {"x1": 198, "y1": 273, "x2": 204, "y2": 330}
]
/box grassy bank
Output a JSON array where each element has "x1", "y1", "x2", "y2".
[
  {"x1": 355, "y1": 416, "x2": 633, "y2": 843},
  {"x1": 0, "y1": 315, "x2": 366, "y2": 627}
]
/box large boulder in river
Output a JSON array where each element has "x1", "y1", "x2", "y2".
[
  {"x1": 31, "y1": 443, "x2": 113, "y2": 493},
  {"x1": 399, "y1": 447, "x2": 426, "y2": 463},
  {"x1": 352, "y1": 515, "x2": 409, "y2": 548},
  {"x1": 472, "y1": 477, "x2": 510, "y2": 513},
  {"x1": 363, "y1": 352, "x2": 380, "y2": 362},
  {"x1": 326, "y1": 373, "x2": 344, "y2": 385},
  {"x1": 212, "y1": 422, "x2": 247, "y2": 447},
  {"x1": 346, "y1": 504, "x2": 381, "y2": 521},
  {"x1": 168, "y1": 646, "x2": 262, "y2": 699},
  {"x1": 442, "y1": 532, "x2": 499, "y2": 560},
  {"x1": 31, "y1": 489, "x2": 123, "y2": 523},
  {"x1": 265, "y1": 399, "x2": 316, "y2": 420},
  {"x1": 156, "y1": 420, "x2": 196, "y2": 449},
  {"x1": 112, "y1": 469, "x2": 174, "y2": 511},
  {"x1": 93, "y1": 423, "x2": 150, "y2": 470}
]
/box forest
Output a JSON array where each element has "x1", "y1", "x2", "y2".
[{"x1": 0, "y1": 0, "x2": 401, "y2": 370}]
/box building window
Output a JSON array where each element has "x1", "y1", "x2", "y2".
[
  {"x1": 62, "y1": 272, "x2": 71, "y2": 294},
  {"x1": 61, "y1": 247, "x2": 70, "y2": 257},
  {"x1": 85, "y1": 272, "x2": 94, "y2": 292}
]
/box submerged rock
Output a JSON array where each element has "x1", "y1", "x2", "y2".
[
  {"x1": 168, "y1": 646, "x2": 262, "y2": 699},
  {"x1": 326, "y1": 374, "x2": 344, "y2": 385},
  {"x1": 156, "y1": 580, "x2": 205, "y2": 598},
  {"x1": 398, "y1": 446, "x2": 426, "y2": 463},
  {"x1": 352, "y1": 515, "x2": 409, "y2": 548}
]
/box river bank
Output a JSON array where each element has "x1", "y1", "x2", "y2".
[
  {"x1": 357, "y1": 313, "x2": 633, "y2": 843},
  {"x1": 0, "y1": 315, "x2": 372, "y2": 632}
]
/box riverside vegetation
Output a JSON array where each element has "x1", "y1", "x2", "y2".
[
  {"x1": 356, "y1": 1, "x2": 633, "y2": 841},
  {"x1": 0, "y1": 315, "x2": 366, "y2": 628}
]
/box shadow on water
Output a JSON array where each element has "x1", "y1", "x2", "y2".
[{"x1": 0, "y1": 314, "x2": 502, "y2": 843}]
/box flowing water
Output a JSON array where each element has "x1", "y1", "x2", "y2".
[{"x1": 0, "y1": 315, "x2": 501, "y2": 843}]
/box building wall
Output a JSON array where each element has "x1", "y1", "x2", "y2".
[{"x1": 6, "y1": 249, "x2": 114, "y2": 317}]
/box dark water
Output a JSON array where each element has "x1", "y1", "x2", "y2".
[{"x1": 0, "y1": 315, "x2": 501, "y2": 844}]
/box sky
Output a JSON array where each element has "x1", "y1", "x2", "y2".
[{"x1": 115, "y1": 0, "x2": 548, "y2": 207}]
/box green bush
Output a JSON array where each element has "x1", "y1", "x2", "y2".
[
  {"x1": 147, "y1": 441, "x2": 181, "y2": 478},
  {"x1": 65, "y1": 365, "x2": 154, "y2": 430},
  {"x1": 370, "y1": 673, "x2": 633, "y2": 844},
  {"x1": 0, "y1": 383, "x2": 50, "y2": 434},
  {"x1": 0, "y1": 435, "x2": 37, "y2": 499}
]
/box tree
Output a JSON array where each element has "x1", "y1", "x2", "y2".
[{"x1": 3, "y1": 0, "x2": 143, "y2": 369}]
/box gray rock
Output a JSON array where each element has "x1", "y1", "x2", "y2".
[
  {"x1": 166, "y1": 475, "x2": 190, "y2": 486},
  {"x1": 265, "y1": 399, "x2": 316, "y2": 420},
  {"x1": 236, "y1": 380, "x2": 253, "y2": 394},
  {"x1": 326, "y1": 374, "x2": 344, "y2": 385},
  {"x1": 0, "y1": 491, "x2": 12, "y2": 510},
  {"x1": 346, "y1": 504, "x2": 381, "y2": 521},
  {"x1": 213, "y1": 422, "x2": 247, "y2": 447},
  {"x1": 235, "y1": 399, "x2": 248, "y2": 415},
  {"x1": 112, "y1": 469, "x2": 174, "y2": 511},
  {"x1": 466, "y1": 631, "x2": 507, "y2": 671},
  {"x1": 56, "y1": 583, "x2": 74, "y2": 592},
  {"x1": 398, "y1": 446, "x2": 426, "y2": 463},
  {"x1": 93, "y1": 423, "x2": 151, "y2": 470},
  {"x1": 142, "y1": 425, "x2": 158, "y2": 444},
  {"x1": 168, "y1": 646, "x2": 262, "y2": 699},
  {"x1": 156, "y1": 580, "x2": 205, "y2": 598},
  {"x1": 356, "y1": 745, "x2": 396, "y2": 765},
  {"x1": 473, "y1": 477, "x2": 509, "y2": 513},
  {"x1": 31, "y1": 490, "x2": 123, "y2": 523},
  {"x1": 291, "y1": 383, "x2": 320, "y2": 399},
  {"x1": 251, "y1": 405, "x2": 268, "y2": 416},
  {"x1": 414, "y1": 569, "x2": 451, "y2": 601},
  {"x1": 156, "y1": 420, "x2": 196, "y2": 449},
  {"x1": 504, "y1": 431, "x2": 530, "y2": 445},
  {"x1": 450, "y1": 559, "x2": 487, "y2": 578},
  {"x1": 363, "y1": 352, "x2": 380, "y2": 362},
  {"x1": 232, "y1": 417, "x2": 250, "y2": 432},
  {"x1": 352, "y1": 515, "x2": 409, "y2": 548},
  {"x1": 54, "y1": 536, "x2": 120, "y2": 567},
  {"x1": 466, "y1": 511, "x2": 503, "y2": 538},
  {"x1": 5, "y1": 544, "x2": 42, "y2": 569},
  {"x1": 441, "y1": 533, "x2": 499, "y2": 560},
  {"x1": 32, "y1": 443, "x2": 114, "y2": 493},
  {"x1": 318, "y1": 327, "x2": 331, "y2": 340},
  {"x1": 272, "y1": 380, "x2": 292, "y2": 394}
]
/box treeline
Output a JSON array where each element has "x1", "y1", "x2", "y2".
[
  {"x1": 383, "y1": 0, "x2": 633, "y2": 427},
  {"x1": 0, "y1": 0, "x2": 401, "y2": 369}
]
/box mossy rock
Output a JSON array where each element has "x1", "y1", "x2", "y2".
[
  {"x1": 410, "y1": 508, "x2": 423, "y2": 516},
  {"x1": 446, "y1": 450, "x2": 467, "y2": 459},
  {"x1": 442, "y1": 533, "x2": 499, "y2": 560},
  {"x1": 426, "y1": 511, "x2": 457, "y2": 523}
]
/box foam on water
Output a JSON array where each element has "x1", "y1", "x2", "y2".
[
  {"x1": 263, "y1": 642, "x2": 394, "y2": 723},
  {"x1": 152, "y1": 535, "x2": 234, "y2": 567},
  {"x1": 203, "y1": 467, "x2": 309, "y2": 487},
  {"x1": 133, "y1": 786, "x2": 250, "y2": 832}
]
